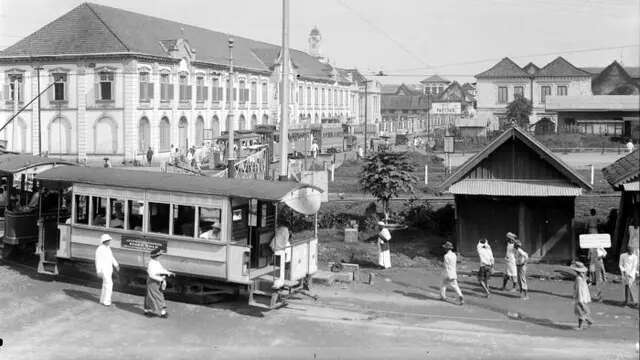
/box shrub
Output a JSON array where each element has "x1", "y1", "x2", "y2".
[{"x1": 400, "y1": 200, "x2": 455, "y2": 235}]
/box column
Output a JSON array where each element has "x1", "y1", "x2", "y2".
[
  {"x1": 122, "y1": 60, "x2": 137, "y2": 160},
  {"x1": 76, "y1": 65, "x2": 88, "y2": 159}
]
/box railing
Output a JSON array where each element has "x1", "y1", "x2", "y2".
[{"x1": 213, "y1": 147, "x2": 267, "y2": 179}]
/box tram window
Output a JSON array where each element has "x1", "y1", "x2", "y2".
[
  {"x1": 172, "y1": 204, "x2": 195, "y2": 237},
  {"x1": 75, "y1": 195, "x2": 89, "y2": 225},
  {"x1": 109, "y1": 198, "x2": 125, "y2": 229},
  {"x1": 126, "y1": 200, "x2": 144, "y2": 231},
  {"x1": 198, "y1": 207, "x2": 222, "y2": 240},
  {"x1": 148, "y1": 202, "x2": 170, "y2": 234},
  {"x1": 91, "y1": 197, "x2": 107, "y2": 227}
]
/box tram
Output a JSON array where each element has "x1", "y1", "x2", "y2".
[
  {"x1": 0, "y1": 154, "x2": 74, "y2": 257},
  {"x1": 34, "y1": 166, "x2": 322, "y2": 308}
]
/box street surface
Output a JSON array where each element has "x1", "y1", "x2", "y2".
[{"x1": 1, "y1": 261, "x2": 637, "y2": 360}]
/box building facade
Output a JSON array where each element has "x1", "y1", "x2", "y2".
[
  {"x1": 0, "y1": 3, "x2": 380, "y2": 159},
  {"x1": 420, "y1": 75, "x2": 450, "y2": 96},
  {"x1": 475, "y1": 57, "x2": 592, "y2": 131}
]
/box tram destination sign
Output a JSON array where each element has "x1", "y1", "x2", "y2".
[{"x1": 121, "y1": 236, "x2": 168, "y2": 252}]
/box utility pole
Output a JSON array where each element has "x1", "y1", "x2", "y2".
[
  {"x1": 364, "y1": 80, "x2": 368, "y2": 157},
  {"x1": 278, "y1": 0, "x2": 290, "y2": 181},
  {"x1": 226, "y1": 37, "x2": 236, "y2": 178},
  {"x1": 35, "y1": 66, "x2": 43, "y2": 156},
  {"x1": 12, "y1": 80, "x2": 18, "y2": 152}
]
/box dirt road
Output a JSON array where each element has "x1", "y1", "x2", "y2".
[{"x1": 0, "y1": 262, "x2": 637, "y2": 360}]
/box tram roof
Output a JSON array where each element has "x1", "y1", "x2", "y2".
[
  {"x1": 0, "y1": 154, "x2": 74, "y2": 175},
  {"x1": 36, "y1": 166, "x2": 322, "y2": 201}
]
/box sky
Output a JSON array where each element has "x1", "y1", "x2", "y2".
[{"x1": 1, "y1": 0, "x2": 639, "y2": 84}]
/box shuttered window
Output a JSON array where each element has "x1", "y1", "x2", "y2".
[
  {"x1": 179, "y1": 74, "x2": 192, "y2": 102},
  {"x1": 98, "y1": 72, "x2": 114, "y2": 101},
  {"x1": 139, "y1": 72, "x2": 153, "y2": 102},
  {"x1": 160, "y1": 73, "x2": 172, "y2": 102},
  {"x1": 541, "y1": 86, "x2": 551, "y2": 103},
  {"x1": 211, "y1": 78, "x2": 223, "y2": 103},
  {"x1": 251, "y1": 81, "x2": 257, "y2": 105},
  {"x1": 52, "y1": 73, "x2": 67, "y2": 101},
  {"x1": 261, "y1": 82, "x2": 268, "y2": 104},
  {"x1": 498, "y1": 86, "x2": 508, "y2": 104}
]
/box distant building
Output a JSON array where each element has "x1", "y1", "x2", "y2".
[
  {"x1": 431, "y1": 81, "x2": 479, "y2": 134},
  {"x1": 420, "y1": 74, "x2": 450, "y2": 96},
  {"x1": 475, "y1": 57, "x2": 593, "y2": 132},
  {"x1": 584, "y1": 61, "x2": 640, "y2": 95},
  {"x1": 380, "y1": 83, "x2": 422, "y2": 96},
  {"x1": 380, "y1": 94, "x2": 430, "y2": 134}
]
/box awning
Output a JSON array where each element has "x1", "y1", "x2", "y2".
[
  {"x1": 622, "y1": 181, "x2": 639, "y2": 192},
  {"x1": 448, "y1": 180, "x2": 583, "y2": 197},
  {"x1": 282, "y1": 187, "x2": 323, "y2": 215}
]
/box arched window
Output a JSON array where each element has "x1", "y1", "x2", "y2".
[
  {"x1": 178, "y1": 117, "x2": 188, "y2": 151},
  {"x1": 250, "y1": 114, "x2": 257, "y2": 130},
  {"x1": 94, "y1": 117, "x2": 117, "y2": 154},
  {"x1": 139, "y1": 117, "x2": 150, "y2": 153},
  {"x1": 48, "y1": 117, "x2": 71, "y2": 154},
  {"x1": 159, "y1": 117, "x2": 171, "y2": 152},
  {"x1": 195, "y1": 116, "x2": 204, "y2": 146},
  {"x1": 212, "y1": 115, "x2": 220, "y2": 137},
  {"x1": 262, "y1": 114, "x2": 268, "y2": 125},
  {"x1": 238, "y1": 115, "x2": 246, "y2": 130}
]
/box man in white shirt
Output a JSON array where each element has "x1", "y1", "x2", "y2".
[
  {"x1": 619, "y1": 247, "x2": 639, "y2": 307},
  {"x1": 440, "y1": 241, "x2": 464, "y2": 305},
  {"x1": 310, "y1": 141, "x2": 319, "y2": 159},
  {"x1": 514, "y1": 240, "x2": 529, "y2": 300},
  {"x1": 477, "y1": 238, "x2": 494, "y2": 297},
  {"x1": 94, "y1": 234, "x2": 119, "y2": 306}
]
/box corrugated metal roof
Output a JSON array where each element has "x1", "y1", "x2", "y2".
[
  {"x1": 545, "y1": 95, "x2": 640, "y2": 111},
  {"x1": 36, "y1": 166, "x2": 321, "y2": 201},
  {"x1": 602, "y1": 150, "x2": 639, "y2": 188},
  {"x1": 448, "y1": 180, "x2": 583, "y2": 197},
  {"x1": 0, "y1": 154, "x2": 74, "y2": 175}
]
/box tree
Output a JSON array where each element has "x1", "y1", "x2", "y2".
[
  {"x1": 359, "y1": 151, "x2": 418, "y2": 223},
  {"x1": 505, "y1": 94, "x2": 532, "y2": 128}
]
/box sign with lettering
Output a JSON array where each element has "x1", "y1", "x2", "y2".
[
  {"x1": 431, "y1": 102, "x2": 461, "y2": 115},
  {"x1": 579, "y1": 234, "x2": 611, "y2": 249},
  {"x1": 121, "y1": 236, "x2": 167, "y2": 252}
]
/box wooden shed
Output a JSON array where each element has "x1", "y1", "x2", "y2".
[
  {"x1": 602, "y1": 149, "x2": 639, "y2": 260},
  {"x1": 440, "y1": 126, "x2": 592, "y2": 261}
]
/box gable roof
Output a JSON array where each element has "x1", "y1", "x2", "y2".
[
  {"x1": 602, "y1": 150, "x2": 639, "y2": 189},
  {"x1": 475, "y1": 57, "x2": 530, "y2": 79},
  {"x1": 582, "y1": 66, "x2": 640, "y2": 79},
  {"x1": 439, "y1": 126, "x2": 592, "y2": 192},
  {"x1": 591, "y1": 61, "x2": 639, "y2": 95},
  {"x1": 420, "y1": 74, "x2": 450, "y2": 84},
  {"x1": 522, "y1": 62, "x2": 540, "y2": 76},
  {"x1": 435, "y1": 81, "x2": 474, "y2": 103},
  {"x1": 0, "y1": 3, "x2": 341, "y2": 83},
  {"x1": 381, "y1": 84, "x2": 401, "y2": 94},
  {"x1": 396, "y1": 83, "x2": 422, "y2": 96},
  {"x1": 536, "y1": 57, "x2": 592, "y2": 77}
]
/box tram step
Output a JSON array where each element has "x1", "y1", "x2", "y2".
[
  {"x1": 249, "y1": 290, "x2": 286, "y2": 310},
  {"x1": 37, "y1": 261, "x2": 58, "y2": 275}
]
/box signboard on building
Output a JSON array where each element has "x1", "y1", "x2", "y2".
[
  {"x1": 121, "y1": 236, "x2": 168, "y2": 252},
  {"x1": 579, "y1": 234, "x2": 611, "y2": 249},
  {"x1": 431, "y1": 102, "x2": 461, "y2": 115}
]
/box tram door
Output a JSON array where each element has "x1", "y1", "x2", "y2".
[
  {"x1": 248, "y1": 200, "x2": 274, "y2": 268},
  {"x1": 38, "y1": 190, "x2": 69, "y2": 274}
]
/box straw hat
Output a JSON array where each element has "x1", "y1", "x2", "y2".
[
  {"x1": 100, "y1": 234, "x2": 113, "y2": 243},
  {"x1": 442, "y1": 241, "x2": 454, "y2": 250},
  {"x1": 150, "y1": 247, "x2": 163, "y2": 258},
  {"x1": 506, "y1": 232, "x2": 518, "y2": 240},
  {"x1": 570, "y1": 261, "x2": 588, "y2": 273}
]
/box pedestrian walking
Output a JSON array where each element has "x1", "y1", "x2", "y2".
[
  {"x1": 377, "y1": 224, "x2": 392, "y2": 269},
  {"x1": 586, "y1": 208, "x2": 599, "y2": 234},
  {"x1": 144, "y1": 248, "x2": 175, "y2": 318},
  {"x1": 310, "y1": 141, "x2": 319, "y2": 159},
  {"x1": 440, "y1": 241, "x2": 464, "y2": 305},
  {"x1": 146, "y1": 146, "x2": 154, "y2": 166},
  {"x1": 626, "y1": 139, "x2": 634, "y2": 153},
  {"x1": 501, "y1": 232, "x2": 518, "y2": 291},
  {"x1": 514, "y1": 239, "x2": 529, "y2": 300},
  {"x1": 588, "y1": 246, "x2": 607, "y2": 301},
  {"x1": 477, "y1": 238, "x2": 494, "y2": 297},
  {"x1": 571, "y1": 261, "x2": 593, "y2": 330},
  {"x1": 619, "y1": 247, "x2": 639, "y2": 307},
  {"x1": 357, "y1": 145, "x2": 363, "y2": 159},
  {"x1": 94, "y1": 234, "x2": 119, "y2": 306}
]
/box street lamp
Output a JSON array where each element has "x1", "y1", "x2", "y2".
[{"x1": 226, "y1": 36, "x2": 236, "y2": 178}]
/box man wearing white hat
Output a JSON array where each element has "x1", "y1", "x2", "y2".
[
  {"x1": 95, "y1": 234, "x2": 119, "y2": 306},
  {"x1": 378, "y1": 224, "x2": 392, "y2": 269}
]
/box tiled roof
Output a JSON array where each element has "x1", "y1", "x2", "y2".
[
  {"x1": 522, "y1": 62, "x2": 540, "y2": 76},
  {"x1": 437, "y1": 81, "x2": 475, "y2": 103},
  {"x1": 381, "y1": 84, "x2": 401, "y2": 94},
  {"x1": 536, "y1": 57, "x2": 592, "y2": 77},
  {"x1": 582, "y1": 66, "x2": 640, "y2": 79},
  {"x1": 439, "y1": 125, "x2": 592, "y2": 192},
  {"x1": 449, "y1": 179, "x2": 583, "y2": 197},
  {"x1": 602, "y1": 150, "x2": 639, "y2": 188},
  {"x1": 0, "y1": 3, "x2": 341, "y2": 82},
  {"x1": 545, "y1": 95, "x2": 640, "y2": 111},
  {"x1": 420, "y1": 74, "x2": 450, "y2": 84},
  {"x1": 475, "y1": 57, "x2": 530, "y2": 79},
  {"x1": 381, "y1": 95, "x2": 430, "y2": 111}
]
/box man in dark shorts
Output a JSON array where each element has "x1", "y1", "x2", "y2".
[{"x1": 476, "y1": 238, "x2": 494, "y2": 297}]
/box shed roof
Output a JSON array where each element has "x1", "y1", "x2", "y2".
[
  {"x1": 545, "y1": 95, "x2": 640, "y2": 112},
  {"x1": 36, "y1": 166, "x2": 321, "y2": 201},
  {"x1": 439, "y1": 126, "x2": 592, "y2": 193},
  {"x1": 602, "y1": 150, "x2": 639, "y2": 189},
  {"x1": 0, "y1": 154, "x2": 74, "y2": 175},
  {"x1": 449, "y1": 179, "x2": 583, "y2": 197}
]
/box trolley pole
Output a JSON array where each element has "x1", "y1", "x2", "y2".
[
  {"x1": 278, "y1": 0, "x2": 290, "y2": 181},
  {"x1": 35, "y1": 66, "x2": 43, "y2": 156},
  {"x1": 226, "y1": 37, "x2": 236, "y2": 178}
]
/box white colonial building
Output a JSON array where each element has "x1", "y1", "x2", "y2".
[{"x1": 0, "y1": 3, "x2": 380, "y2": 160}]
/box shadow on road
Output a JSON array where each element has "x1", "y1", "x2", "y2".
[{"x1": 63, "y1": 288, "x2": 145, "y2": 316}]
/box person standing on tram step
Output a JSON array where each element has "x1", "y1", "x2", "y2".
[
  {"x1": 144, "y1": 247, "x2": 175, "y2": 318},
  {"x1": 571, "y1": 261, "x2": 593, "y2": 330},
  {"x1": 146, "y1": 146, "x2": 154, "y2": 166},
  {"x1": 440, "y1": 241, "x2": 464, "y2": 305},
  {"x1": 514, "y1": 239, "x2": 529, "y2": 300},
  {"x1": 377, "y1": 224, "x2": 392, "y2": 269},
  {"x1": 619, "y1": 247, "x2": 639, "y2": 307},
  {"x1": 501, "y1": 232, "x2": 518, "y2": 291},
  {"x1": 476, "y1": 238, "x2": 494, "y2": 297},
  {"x1": 95, "y1": 234, "x2": 119, "y2": 306},
  {"x1": 270, "y1": 224, "x2": 292, "y2": 289}
]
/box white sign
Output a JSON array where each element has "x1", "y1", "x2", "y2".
[
  {"x1": 431, "y1": 102, "x2": 461, "y2": 115},
  {"x1": 579, "y1": 234, "x2": 611, "y2": 249}
]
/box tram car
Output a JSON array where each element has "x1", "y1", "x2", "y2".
[
  {"x1": 310, "y1": 120, "x2": 346, "y2": 154},
  {"x1": 215, "y1": 130, "x2": 266, "y2": 159},
  {"x1": 0, "y1": 154, "x2": 74, "y2": 257},
  {"x1": 34, "y1": 166, "x2": 322, "y2": 309}
]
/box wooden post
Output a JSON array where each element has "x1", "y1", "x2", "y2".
[{"x1": 518, "y1": 201, "x2": 526, "y2": 249}]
